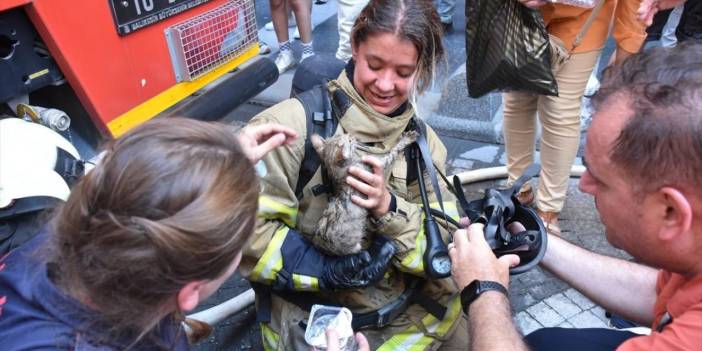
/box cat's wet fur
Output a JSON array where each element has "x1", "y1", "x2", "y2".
[{"x1": 310, "y1": 131, "x2": 417, "y2": 255}]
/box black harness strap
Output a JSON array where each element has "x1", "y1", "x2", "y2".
[
  {"x1": 293, "y1": 84, "x2": 352, "y2": 200},
  {"x1": 55, "y1": 148, "x2": 84, "y2": 187},
  {"x1": 255, "y1": 276, "x2": 445, "y2": 330}
]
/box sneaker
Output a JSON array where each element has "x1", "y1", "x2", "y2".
[
  {"x1": 274, "y1": 51, "x2": 296, "y2": 74},
  {"x1": 537, "y1": 209, "x2": 561, "y2": 236},
  {"x1": 264, "y1": 15, "x2": 296, "y2": 31},
  {"x1": 258, "y1": 41, "x2": 271, "y2": 55}
]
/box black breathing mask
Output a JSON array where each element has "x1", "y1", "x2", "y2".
[{"x1": 452, "y1": 163, "x2": 547, "y2": 275}]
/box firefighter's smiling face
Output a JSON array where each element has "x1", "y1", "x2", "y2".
[{"x1": 352, "y1": 32, "x2": 418, "y2": 115}]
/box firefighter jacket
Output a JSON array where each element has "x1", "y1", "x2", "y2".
[{"x1": 240, "y1": 70, "x2": 465, "y2": 350}]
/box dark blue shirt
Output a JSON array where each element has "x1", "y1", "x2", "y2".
[{"x1": 0, "y1": 231, "x2": 189, "y2": 350}]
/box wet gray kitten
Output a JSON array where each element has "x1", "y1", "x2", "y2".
[{"x1": 310, "y1": 131, "x2": 417, "y2": 255}]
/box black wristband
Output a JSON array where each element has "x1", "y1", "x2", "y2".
[{"x1": 460, "y1": 280, "x2": 508, "y2": 313}]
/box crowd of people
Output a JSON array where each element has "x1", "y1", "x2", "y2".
[{"x1": 0, "y1": 0, "x2": 699, "y2": 350}]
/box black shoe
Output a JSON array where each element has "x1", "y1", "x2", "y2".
[{"x1": 442, "y1": 21, "x2": 453, "y2": 33}]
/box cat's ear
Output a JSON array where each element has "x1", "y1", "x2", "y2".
[
  {"x1": 340, "y1": 139, "x2": 354, "y2": 160},
  {"x1": 311, "y1": 134, "x2": 325, "y2": 155}
]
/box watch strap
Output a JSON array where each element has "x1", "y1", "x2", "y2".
[{"x1": 460, "y1": 280, "x2": 508, "y2": 313}]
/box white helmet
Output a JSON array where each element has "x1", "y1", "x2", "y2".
[{"x1": 0, "y1": 117, "x2": 81, "y2": 209}]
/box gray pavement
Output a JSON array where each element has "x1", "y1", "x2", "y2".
[{"x1": 193, "y1": 0, "x2": 637, "y2": 349}]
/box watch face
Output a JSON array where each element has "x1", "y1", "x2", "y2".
[{"x1": 431, "y1": 255, "x2": 452, "y2": 275}]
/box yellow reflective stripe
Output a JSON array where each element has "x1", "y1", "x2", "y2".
[
  {"x1": 420, "y1": 295, "x2": 462, "y2": 336},
  {"x1": 397, "y1": 201, "x2": 458, "y2": 275},
  {"x1": 398, "y1": 213, "x2": 426, "y2": 274},
  {"x1": 429, "y1": 201, "x2": 459, "y2": 221},
  {"x1": 250, "y1": 226, "x2": 287, "y2": 283},
  {"x1": 292, "y1": 274, "x2": 319, "y2": 291},
  {"x1": 376, "y1": 295, "x2": 462, "y2": 351},
  {"x1": 258, "y1": 196, "x2": 298, "y2": 228},
  {"x1": 260, "y1": 323, "x2": 279, "y2": 351}
]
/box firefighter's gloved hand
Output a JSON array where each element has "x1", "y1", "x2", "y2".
[{"x1": 321, "y1": 235, "x2": 395, "y2": 290}]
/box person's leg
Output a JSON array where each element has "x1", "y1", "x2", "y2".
[
  {"x1": 645, "y1": 8, "x2": 673, "y2": 42},
  {"x1": 661, "y1": 4, "x2": 684, "y2": 47},
  {"x1": 503, "y1": 91, "x2": 539, "y2": 188},
  {"x1": 525, "y1": 327, "x2": 640, "y2": 351},
  {"x1": 434, "y1": 0, "x2": 456, "y2": 27},
  {"x1": 264, "y1": 10, "x2": 295, "y2": 31},
  {"x1": 290, "y1": 0, "x2": 314, "y2": 61},
  {"x1": 535, "y1": 50, "x2": 601, "y2": 216},
  {"x1": 335, "y1": 0, "x2": 368, "y2": 61},
  {"x1": 270, "y1": 0, "x2": 291, "y2": 43},
  {"x1": 271, "y1": 0, "x2": 296, "y2": 72}
]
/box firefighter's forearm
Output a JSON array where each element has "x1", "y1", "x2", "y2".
[{"x1": 468, "y1": 292, "x2": 529, "y2": 351}]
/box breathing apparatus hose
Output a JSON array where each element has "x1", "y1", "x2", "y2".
[{"x1": 414, "y1": 149, "x2": 452, "y2": 279}]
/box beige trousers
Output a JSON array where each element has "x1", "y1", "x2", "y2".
[{"x1": 502, "y1": 49, "x2": 601, "y2": 213}]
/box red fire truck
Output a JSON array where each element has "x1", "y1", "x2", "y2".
[{"x1": 0, "y1": 0, "x2": 277, "y2": 252}]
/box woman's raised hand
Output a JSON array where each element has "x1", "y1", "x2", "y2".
[
  {"x1": 238, "y1": 123, "x2": 298, "y2": 163},
  {"x1": 347, "y1": 155, "x2": 392, "y2": 219}
]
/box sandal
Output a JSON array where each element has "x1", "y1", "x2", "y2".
[
  {"x1": 537, "y1": 209, "x2": 561, "y2": 236},
  {"x1": 516, "y1": 183, "x2": 535, "y2": 207}
]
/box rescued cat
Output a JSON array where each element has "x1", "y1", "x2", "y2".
[{"x1": 310, "y1": 131, "x2": 417, "y2": 255}]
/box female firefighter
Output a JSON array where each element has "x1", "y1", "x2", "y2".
[{"x1": 240, "y1": 0, "x2": 469, "y2": 348}]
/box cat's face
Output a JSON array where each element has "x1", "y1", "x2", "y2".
[{"x1": 311, "y1": 134, "x2": 359, "y2": 180}]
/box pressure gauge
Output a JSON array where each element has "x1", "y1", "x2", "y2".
[{"x1": 431, "y1": 254, "x2": 452, "y2": 276}]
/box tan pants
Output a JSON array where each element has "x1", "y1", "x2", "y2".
[{"x1": 502, "y1": 50, "x2": 601, "y2": 212}]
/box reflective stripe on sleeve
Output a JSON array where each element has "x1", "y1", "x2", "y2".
[
  {"x1": 258, "y1": 196, "x2": 298, "y2": 228},
  {"x1": 292, "y1": 273, "x2": 319, "y2": 291},
  {"x1": 397, "y1": 201, "x2": 458, "y2": 274},
  {"x1": 260, "y1": 323, "x2": 280, "y2": 351},
  {"x1": 376, "y1": 295, "x2": 462, "y2": 351},
  {"x1": 435, "y1": 201, "x2": 459, "y2": 222},
  {"x1": 250, "y1": 226, "x2": 287, "y2": 283},
  {"x1": 398, "y1": 213, "x2": 426, "y2": 274}
]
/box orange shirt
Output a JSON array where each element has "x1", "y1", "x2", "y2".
[
  {"x1": 617, "y1": 271, "x2": 702, "y2": 351},
  {"x1": 540, "y1": 0, "x2": 647, "y2": 54}
]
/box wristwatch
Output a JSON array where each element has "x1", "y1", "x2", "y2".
[{"x1": 460, "y1": 280, "x2": 508, "y2": 313}]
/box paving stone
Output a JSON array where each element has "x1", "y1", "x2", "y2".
[
  {"x1": 509, "y1": 291, "x2": 537, "y2": 313},
  {"x1": 514, "y1": 311, "x2": 542, "y2": 336},
  {"x1": 527, "y1": 302, "x2": 565, "y2": 327},
  {"x1": 544, "y1": 293, "x2": 582, "y2": 319},
  {"x1": 459, "y1": 145, "x2": 500, "y2": 163},
  {"x1": 569, "y1": 310, "x2": 609, "y2": 328},
  {"x1": 564, "y1": 288, "x2": 596, "y2": 310},
  {"x1": 527, "y1": 278, "x2": 570, "y2": 301},
  {"x1": 450, "y1": 158, "x2": 475, "y2": 171}
]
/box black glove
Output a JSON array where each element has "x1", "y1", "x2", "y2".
[
  {"x1": 321, "y1": 235, "x2": 395, "y2": 289},
  {"x1": 277, "y1": 229, "x2": 395, "y2": 291}
]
